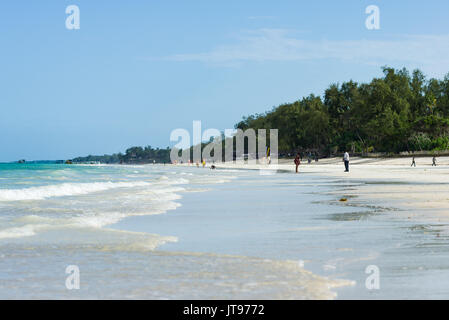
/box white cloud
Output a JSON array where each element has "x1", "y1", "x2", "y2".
[{"x1": 163, "y1": 29, "x2": 449, "y2": 76}]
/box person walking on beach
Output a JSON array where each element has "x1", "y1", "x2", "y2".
[
  {"x1": 343, "y1": 151, "x2": 350, "y2": 172},
  {"x1": 411, "y1": 157, "x2": 416, "y2": 167},
  {"x1": 432, "y1": 156, "x2": 437, "y2": 166},
  {"x1": 294, "y1": 153, "x2": 301, "y2": 173}
]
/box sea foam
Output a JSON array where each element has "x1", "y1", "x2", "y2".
[{"x1": 0, "y1": 181, "x2": 151, "y2": 201}]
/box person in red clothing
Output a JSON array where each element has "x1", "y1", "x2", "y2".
[{"x1": 294, "y1": 153, "x2": 301, "y2": 173}]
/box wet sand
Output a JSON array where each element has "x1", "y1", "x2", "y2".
[{"x1": 215, "y1": 156, "x2": 449, "y2": 222}]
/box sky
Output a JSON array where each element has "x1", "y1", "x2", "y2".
[{"x1": 1, "y1": 0, "x2": 449, "y2": 161}]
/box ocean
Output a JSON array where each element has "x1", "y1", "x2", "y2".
[{"x1": 1, "y1": 163, "x2": 449, "y2": 299}]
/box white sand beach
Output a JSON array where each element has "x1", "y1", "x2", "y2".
[
  {"x1": 127, "y1": 157, "x2": 449, "y2": 299},
  {"x1": 215, "y1": 156, "x2": 449, "y2": 222}
]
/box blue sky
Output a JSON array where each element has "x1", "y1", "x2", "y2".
[{"x1": 1, "y1": 0, "x2": 449, "y2": 161}]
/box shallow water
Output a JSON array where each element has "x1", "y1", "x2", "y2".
[{"x1": 1, "y1": 163, "x2": 449, "y2": 299}]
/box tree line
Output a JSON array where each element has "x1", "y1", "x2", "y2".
[
  {"x1": 72, "y1": 146, "x2": 171, "y2": 164},
  {"x1": 235, "y1": 67, "x2": 449, "y2": 155},
  {"x1": 74, "y1": 66, "x2": 449, "y2": 164}
]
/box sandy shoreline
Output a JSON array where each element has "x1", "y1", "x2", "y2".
[
  {"x1": 206, "y1": 156, "x2": 449, "y2": 225},
  {"x1": 161, "y1": 157, "x2": 449, "y2": 298}
]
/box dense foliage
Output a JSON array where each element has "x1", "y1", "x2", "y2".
[{"x1": 235, "y1": 67, "x2": 449, "y2": 155}]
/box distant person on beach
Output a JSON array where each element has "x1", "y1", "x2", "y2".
[
  {"x1": 432, "y1": 156, "x2": 437, "y2": 166},
  {"x1": 411, "y1": 157, "x2": 416, "y2": 167},
  {"x1": 294, "y1": 153, "x2": 301, "y2": 173},
  {"x1": 343, "y1": 151, "x2": 350, "y2": 172}
]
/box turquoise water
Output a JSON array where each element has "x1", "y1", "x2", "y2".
[
  {"x1": 0, "y1": 163, "x2": 354, "y2": 299},
  {"x1": 0, "y1": 163, "x2": 223, "y2": 237},
  {"x1": 1, "y1": 163, "x2": 449, "y2": 299}
]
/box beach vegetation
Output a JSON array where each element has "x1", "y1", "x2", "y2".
[{"x1": 235, "y1": 67, "x2": 449, "y2": 155}]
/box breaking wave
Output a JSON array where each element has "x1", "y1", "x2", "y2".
[{"x1": 0, "y1": 181, "x2": 152, "y2": 201}]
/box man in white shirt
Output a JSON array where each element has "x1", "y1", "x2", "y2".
[{"x1": 343, "y1": 152, "x2": 349, "y2": 172}]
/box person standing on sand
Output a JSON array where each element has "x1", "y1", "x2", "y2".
[
  {"x1": 343, "y1": 151, "x2": 350, "y2": 172},
  {"x1": 411, "y1": 157, "x2": 416, "y2": 167},
  {"x1": 294, "y1": 153, "x2": 301, "y2": 173},
  {"x1": 432, "y1": 156, "x2": 437, "y2": 166}
]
